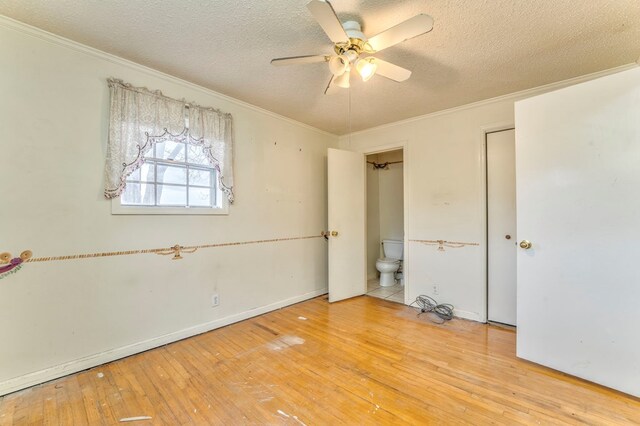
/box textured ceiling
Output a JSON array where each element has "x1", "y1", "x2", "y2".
[{"x1": 1, "y1": 1, "x2": 639, "y2": 134}]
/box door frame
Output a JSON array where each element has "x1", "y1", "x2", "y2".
[
  {"x1": 361, "y1": 140, "x2": 409, "y2": 304},
  {"x1": 479, "y1": 123, "x2": 514, "y2": 323}
]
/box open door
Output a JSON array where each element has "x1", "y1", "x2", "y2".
[
  {"x1": 327, "y1": 148, "x2": 366, "y2": 302},
  {"x1": 515, "y1": 67, "x2": 640, "y2": 397}
]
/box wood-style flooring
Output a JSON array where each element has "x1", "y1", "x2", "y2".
[{"x1": 1, "y1": 296, "x2": 639, "y2": 425}]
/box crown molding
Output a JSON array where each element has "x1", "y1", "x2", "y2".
[
  {"x1": 343, "y1": 62, "x2": 640, "y2": 138},
  {"x1": 0, "y1": 15, "x2": 338, "y2": 139}
]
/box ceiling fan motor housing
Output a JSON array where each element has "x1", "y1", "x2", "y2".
[
  {"x1": 343, "y1": 21, "x2": 366, "y2": 41},
  {"x1": 334, "y1": 21, "x2": 372, "y2": 57}
]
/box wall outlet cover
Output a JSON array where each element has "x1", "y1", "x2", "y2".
[{"x1": 211, "y1": 294, "x2": 219, "y2": 307}]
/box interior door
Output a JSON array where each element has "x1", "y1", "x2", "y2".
[
  {"x1": 515, "y1": 67, "x2": 640, "y2": 397},
  {"x1": 487, "y1": 129, "x2": 517, "y2": 325},
  {"x1": 327, "y1": 148, "x2": 366, "y2": 302}
]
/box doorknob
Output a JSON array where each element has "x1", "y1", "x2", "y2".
[
  {"x1": 519, "y1": 240, "x2": 532, "y2": 249},
  {"x1": 331, "y1": 231, "x2": 339, "y2": 237}
]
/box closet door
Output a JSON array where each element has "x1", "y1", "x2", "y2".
[{"x1": 487, "y1": 129, "x2": 517, "y2": 326}]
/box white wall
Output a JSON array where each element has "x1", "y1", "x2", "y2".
[
  {"x1": 515, "y1": 67, "x2": 640, "y2": 397},
  {"x1": 0, "y1": 19, "x2": 337, "y2": 395},
  {"x1": 340, "y1": 64, "x2": 638, "y2": 321}
]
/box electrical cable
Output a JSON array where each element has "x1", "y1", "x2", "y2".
[{"x1": 409, "y1": 295, "x2": 454, "y2": 324}]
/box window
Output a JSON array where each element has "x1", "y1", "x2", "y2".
[
  {"x1": 105, "y1": 79, "x2": 234, "y2": 215},
  {"x1": 123, "y1": 139, "x2": 218, "y2": 207},
  {"x1": 112, "y1": 137, "x2": 228, "y2": 214},
  {"x1": 112, "y1": 137, "x2": 227, "y2": 215},
  {"x1": 112, "y1": 138, "x2": 227, "y2": 214}
]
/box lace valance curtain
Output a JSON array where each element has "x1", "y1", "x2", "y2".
[{"x1": 104, "y1": 79, "x2": 234, "y2": 203}]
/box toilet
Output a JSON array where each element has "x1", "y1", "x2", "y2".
[{"x1": 376, "y1": 239, "x2": 403, "y2": 287}]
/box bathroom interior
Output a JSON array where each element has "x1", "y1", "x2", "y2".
[{"x1": 366, "y1": 149, "x2": 404, "y2": 303}]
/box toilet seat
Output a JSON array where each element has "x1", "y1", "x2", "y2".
[{"x1": 377, "y1": 257, "x2": 400, "y2": 264}]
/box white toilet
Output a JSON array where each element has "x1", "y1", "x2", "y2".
[{"x1": 376, "y1": 239, "x2": 403, "y2": 287}]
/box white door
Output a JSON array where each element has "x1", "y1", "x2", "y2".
[
  {"x1": 327, "y1": 148, "x2": 366, "y2": 302},
  {"x1": 515, "y1": 67, "x2": 640, "y2": 397},
  {"x1": 487, "y1": 129, "x2": 517, "y2": 325}
]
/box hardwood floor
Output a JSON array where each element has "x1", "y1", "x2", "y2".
[{"x1": 1, "y1": 296, "x2": 639, "y2": 425}]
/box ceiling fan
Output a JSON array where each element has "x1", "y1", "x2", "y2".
[{"x1": 271, "y1": 0, "x2": 434, "y2": 95}]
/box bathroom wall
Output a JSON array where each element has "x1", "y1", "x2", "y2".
[
  {"x1": 377, "y1": 150, "x2": 404, "y2": 243},
  {"x1": 0, "y1": 17, "x2": 337, "y2": 395},
  {"x1": 366, "y1": 154, "x2": 380, "y2": 279},
  {"x1": 365, "y1": 150, "x2": 404, "y2": 279},
  {"x1": 340, "y1": 64, "x2": 638, "y2": 321}
]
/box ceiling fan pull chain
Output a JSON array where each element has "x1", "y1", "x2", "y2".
[{"x1": 348, "y1": 85, "x2": 352, "y2": 145}]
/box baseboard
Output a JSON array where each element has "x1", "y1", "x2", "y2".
[
  {"x1": 0, "y1": 288, "x2": 328, "y2": 396},
  {"x1": 453, "y1": 309, "x2": 482, "y2": 322}
]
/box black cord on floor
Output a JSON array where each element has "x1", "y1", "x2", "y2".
[{"x1": 409, "y1": 295, "x2": 454, "y2": 324}]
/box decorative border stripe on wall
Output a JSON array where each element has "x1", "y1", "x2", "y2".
[
  {"x1": 410, "y1": 239, "x2": 479, "y2": 252},
  {"x1": 0, "y1": 251, "x2": 32, "y2": 280},
  {"x1": 0, "y1": 234, "x2": 324, "y2": 279}
]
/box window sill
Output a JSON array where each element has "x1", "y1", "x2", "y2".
[{"x1": 111, "y1": 199, "x2": 229, "y2": 215}]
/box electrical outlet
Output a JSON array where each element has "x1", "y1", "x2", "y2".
[
  {"x1": 432, "y1": 285, "x2": 439, "y2": 295},
  {"x1": 211, "y1": 294, "x2": 219, "y2": 307}
]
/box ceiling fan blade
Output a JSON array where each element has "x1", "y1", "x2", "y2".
[
  {"x1": 271, "y1": 55, "x2": 329, "y2": 66},
  {"x1": 373, "y1": 58, "x2": 412, "y2": 82},
  {"x1": 367, "y1": 14, "x2": 434, "y2": 52},
  {"x1": 324, "y1": 75, "x2": 341, "y2": 95},
  {"x1": 307, "y1": 0, "x2": 349, "y2": 44}
]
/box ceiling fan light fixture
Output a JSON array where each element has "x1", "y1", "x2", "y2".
[
  {"x1": 356, "y1": 57, "x2": 378, "y2": 82},
  {"x1": 334, "y1": 67, "x2": 351, "y2": 88},
  {"x1": 271, "y1": 1, "x2": 434, "y2": 95},
  {"x1": 343, "y1": 49, "x2": 359, "y2": 63},
  {"x1": 328, "y1": 55, "x2": 349, "y2": 75}
]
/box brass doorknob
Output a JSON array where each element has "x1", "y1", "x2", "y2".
[
  {"x1": 519, "y1": 240, "x2": 532, "y2": 249},
  {"x1": 331, "y1": 231, "x2": 339, "y2": 237}
]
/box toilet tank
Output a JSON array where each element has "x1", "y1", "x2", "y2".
[{"x1": 382, "y1": 239, "x2": 403, "y2": 260}]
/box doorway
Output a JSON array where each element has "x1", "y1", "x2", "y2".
[
  {"x1": 486, "y1": 128, "x2": 517, "y2": 326},
  {"x1": 365, "y1": 149, "x2": 405, "y2": 304}
]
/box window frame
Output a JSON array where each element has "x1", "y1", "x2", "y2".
[{"x1": 111, "y1": 139, "x2": 229, "y2": 216}]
